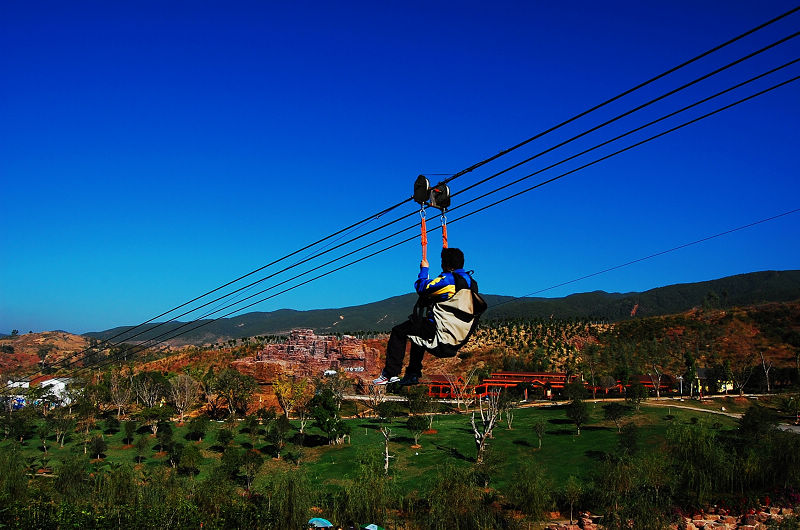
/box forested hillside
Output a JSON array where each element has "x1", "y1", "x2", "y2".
[
  {"x1": 460, "y1": 300, "x2": 800, "y2": 393},
  {"x1": 83, "y1": 269, "x2": 800, "y2": 346}
]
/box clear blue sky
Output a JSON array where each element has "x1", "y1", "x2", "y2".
[{"x1": 1, "y1": 1, "x2": 799, "y2": 334}]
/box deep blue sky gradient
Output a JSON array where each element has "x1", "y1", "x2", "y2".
[{"x1": 1, "y1": 1, "x2": 799, "y2": 333}]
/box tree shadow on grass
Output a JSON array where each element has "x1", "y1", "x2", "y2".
[
  {"x1": 585, "y1": 450, "x2": 608, "y2": 461},
  {"x1": 393, "y1": 435, "x2": 415, "y2": 445},
  {"x1": 513, "y1": 439, "x2": 532, "y2": 447},
  {"x1": 434, "y1": 444, "x2": 470, "y2": 461},
  {"x1": 583, "y1": 426, "x2": 611, "y2": 432},
  {"x1": 299, "y1": 434, "x2": 329, "y2": 448},
  {"x1": 547, "y1": 429, "x2": 576, "y2": 436}
]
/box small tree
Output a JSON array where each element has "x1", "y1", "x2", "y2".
[
  {"x1": 499, "y1": 388, "x2": 521, "y2": 430},
  {"x1": 104, "y1": 416, "x2": 120, "y2": 434},
  {"x1": 216, "y1": 428, "x2": 234, "y2": 447},
  {"x1": 89, "y1": 434, "x2": 107, "y2": 459},
  {"x1": 407, "y1": 415, "x2": 428, "y2": 446},
  {"x1": 508, "y1": 460, "x2": 552, "y2": 519},
  {"x1": 626, "y1": 381, "x2": 648, "y2": 411},
  {"x1": 37, "y1": 422, "x2": 50, "y2": 455},
  {"x1": 532, "y1": 417, "x2": 546, "y2": 449},
  {"x1": 241, "y1": 450, "x2": 264, "y2": 490},
  {"x1": 132, "y1": 372, "x2": 166, "y2": 408},
  {"x1": 167, "y1": 441, "x2": 183, "y2": 468},
  {"x1": 566, "y1": 399, "x2": 589, "y2": 435},
  {"x1": 51, "y1": 412, "x2": 76, "y2": 447},
  {"x1": 187, "y1": 415, "x2": 209, "y2": 442},
  {"x1": 157, "y1": 423, "x2": 174, "y2": 451},
  {"x1": 603, "y1": 402, "x2": 629, "y2": 433},
  {"x1": 266, "y1": 415, "x2": 291, "y2": 459},
  {"x1": 375, "y1": 401, "x2": 398, "y2": 474},
  {"x1": 241, "y1": 414, "x2": 261, "y2": 447},
  {"x1": 312, "y1": 388, "x2": 350, "y2": 445},
  {"x1": 470, "y1": 390, "x2": 503, "y2": 464},
  {"x1": 179, "y1": 443, "x2": 201, "y2": 475},
  {"x1": 618, "y1": 422, "x2": 639, "y2": 456},
  {"x1": 139, "y1": 406, "x2": 173, "y2": 435},
  {"x1": 564, "y1": 475, "x2": 583, "y2": 524},
  {"x1": 123, "y1": 420, "x2": 137, "y2": 444},
  {"x1": 365, "y1": 383, "x2": 387, "y2": 418},
  {"x1": 134, "y1": 434, "x2": 150, "y2": 463},
  {"x1": 220, "y1": 446, "x2": 243, "y2": 479}
]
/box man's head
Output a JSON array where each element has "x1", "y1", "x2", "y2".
[{"x1": 441, "y1": 247, "x2": 464, "y2": 271}]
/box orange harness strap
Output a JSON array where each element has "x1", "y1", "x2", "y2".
[
  {"x1": 441, "y1": 213, "x2": 448, "y2": 249},
  {"x1": 420, "y1": 211, "x2": 428, "y2": 262}
]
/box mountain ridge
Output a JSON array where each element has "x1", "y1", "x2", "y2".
[{"x1": 83, "y1": 269, "x2": 800, "y2": 346}]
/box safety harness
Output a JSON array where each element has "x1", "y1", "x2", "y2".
[{"x1": 410, "y1": 175, "x2": 488, "y2": 358}]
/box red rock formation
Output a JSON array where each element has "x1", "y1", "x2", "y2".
[{"x1": 232, "y1": 329, "x2": 381, "y2": 384}]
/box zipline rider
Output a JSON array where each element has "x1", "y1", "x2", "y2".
[{"x1": 373, "y1": 247, "x2": 482, "y2": 386}]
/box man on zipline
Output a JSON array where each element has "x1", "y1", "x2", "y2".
[{"x1": 373, "y1": 247, "x2": 477, "y2": 386}]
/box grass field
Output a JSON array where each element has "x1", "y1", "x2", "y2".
[{"x1": 2, "y1": 399, "x2": 740, "y2": 495}]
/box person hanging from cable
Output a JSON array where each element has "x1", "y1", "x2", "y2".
[{"x1": 373, "y1": 176, "x2": 486, "y2": 386}]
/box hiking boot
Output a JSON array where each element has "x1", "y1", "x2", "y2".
[
  {"x1": 399, "y1": 373, "x2": 422, "y2": 386},
  {"x1": 373, "y1": 373, "x2": 401, "y2": 385}
]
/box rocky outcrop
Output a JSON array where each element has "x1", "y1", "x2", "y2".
[
  {"x1": 232, "y1": 329, "x2": 381, "y2": 383},
  {"x1": 543, "y1": 507, "x2": 796, "y2": 530}
]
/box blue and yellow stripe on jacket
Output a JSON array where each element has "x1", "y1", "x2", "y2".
[{"x1": 415, "y1": 267, "x2": 472, "y2": 303}]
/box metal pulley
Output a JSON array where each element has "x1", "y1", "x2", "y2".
[{"x1": 412, "y1": 175, "x2": 450, "y2": 211}]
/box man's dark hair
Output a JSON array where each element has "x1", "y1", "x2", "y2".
[{"x1": 441, "y1": 248, "x2": 464, "y2": 271}]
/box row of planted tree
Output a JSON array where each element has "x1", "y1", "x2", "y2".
[
  {"x1": 1, "y1": 396, "x2": 799, "y2": 528},
  {"x1": 474, "y1": 310, "x2": 800, "y2": 398}
]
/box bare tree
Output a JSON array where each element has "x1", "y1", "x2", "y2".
[
  {"x1": 470, "y1": 390, "x2": 502, "y2": 464},
  {"x1": 446, "y1": 368, "x2": 477, "y2": 413},
  {"x1": 375, "y1": 402, "x2": 397, "y2": 475},
  {"x1": 731, "y1": 360, "x2": 755, "y2": 396},
  {"x1": 760, "y1": 351, "x2": 773, "y2": 393},
  {"x1": 169, "y1": 374, "x2": 201, "y2": 422},
  {"x1": 500, "y1": 390, "x2": 519, "y2": 430},
  {"x1": 365, "y1": 383, "x2": 387, "y2": 418},
  {"x1": 133, "y1": 373, "x2": 163, "y2": 408},
  {"x1": 109, "y1": 372, "x2": 133, "y2": 418}
]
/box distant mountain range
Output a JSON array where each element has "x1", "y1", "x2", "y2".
[{"x1": 84, "y1": 270, "x2": 800, "y2": 346}]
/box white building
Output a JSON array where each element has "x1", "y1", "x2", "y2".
[{"x1": 39, "y1": 377, "x2": 73, "y2": 405}]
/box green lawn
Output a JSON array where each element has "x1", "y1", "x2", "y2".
[
  {"x1": 2, "y1": 401, "x2": 739, "y2": 495},
  {"x1": 302, "y1": 402, "x2": 737, "y2": 491}
]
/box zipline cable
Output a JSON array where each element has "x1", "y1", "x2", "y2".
[
  {"x1": 449, "y1": 31, "x2": 800, "y2": 201},
  {"x1": 93, "y1": 52, "x2": 800, "y2": 351},
  {"x1": 15, "y1": 11, "x2": 799, "y2": 384},
  {"x1": 22, "y1": 68, "x2": 800, "y2": 383},
  {"x1": 440, "y1": 4, "x2": 800, "y2": 186},
  {"x1": 52, "y1": 73, "x2": 800, "y2": 381}
]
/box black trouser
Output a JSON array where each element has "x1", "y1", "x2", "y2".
[{"x1": 383, "y1": 317, "x2": 436, "y2": 377}]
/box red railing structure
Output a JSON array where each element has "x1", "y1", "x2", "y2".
[{"x1": 424, "y1": 371, "x2": 675, "y2": 400}]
